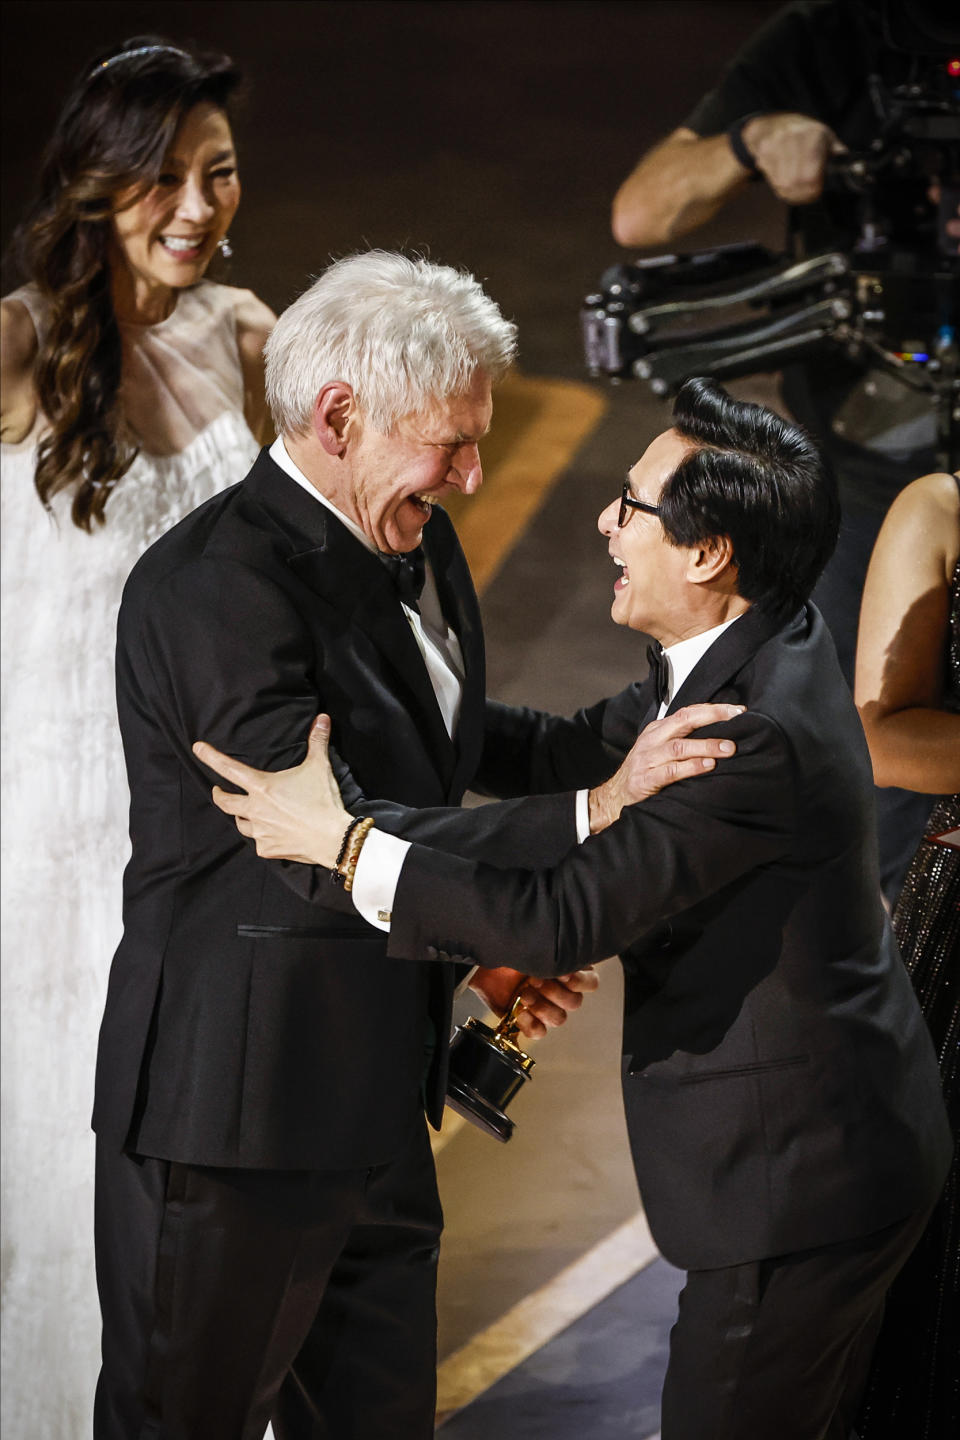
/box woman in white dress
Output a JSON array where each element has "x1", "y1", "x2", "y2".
[{"x1": 0, "y1": 38, "x2": 275, "y2": 1437}]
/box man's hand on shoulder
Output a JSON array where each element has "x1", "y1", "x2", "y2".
[
  {"x1": 740, "y1": 113, "x2": 845, "y2": 205},
  {"x1": 588, "y1": 702, "x2": 744, "y2": 834}
]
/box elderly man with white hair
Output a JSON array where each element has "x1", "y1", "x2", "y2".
[{"x1": 94, "y1": 252, "x2": 737, "y2": 1438}]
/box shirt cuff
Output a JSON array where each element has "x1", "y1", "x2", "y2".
[
  {"x1": 575, "y1": 788, "x2": 591, "y2": 842},
  {"x1": 351, "y1": 828, "x2": 412, "y2": 931}
]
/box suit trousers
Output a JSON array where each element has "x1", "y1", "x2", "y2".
[
  {"x1": 659, "y1": 1203, "x2": 934, "y2": 1440},
  {"x1": 93, "y1": 1116, "x2": 442, "y2": 1440}
]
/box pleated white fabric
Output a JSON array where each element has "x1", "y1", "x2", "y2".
[{"x1": 1, "y1": 280, "x2": 260, "y2": 1438}]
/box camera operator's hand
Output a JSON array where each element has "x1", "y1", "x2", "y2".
[
  {"x1": 612, "y1": 113, "x2": 847, "y2": 250},
  {"x1": 740, "y1": 113, "x2": 845, "y2": 204}
]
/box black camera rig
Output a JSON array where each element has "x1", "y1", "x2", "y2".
[{"x1": 583, "y1": 55, "x2": 960, "y2": 467}]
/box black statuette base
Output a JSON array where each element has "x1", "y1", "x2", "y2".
[{"x1": 445, "y1": 1016, "x2": 535, "y2": 1144}]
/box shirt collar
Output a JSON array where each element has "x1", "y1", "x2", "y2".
[
  {"x1": 269, "y1": 435, "x2": 376, "y2": 554},
  {"x1": 662, "y1": 614, "x2": 744, "y2": 707}
]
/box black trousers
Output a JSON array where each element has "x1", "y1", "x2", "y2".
[
  {"x1": 93, "y1": 1117, "x2": 442, "y2": 1440},
  {"x1": 660, "y1": 1204, "x2": 933, "y2": 1440}
]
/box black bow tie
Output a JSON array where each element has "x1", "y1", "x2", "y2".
[
  {"x1": 380, "y1": 548, "x2": 426, "y2": 611},
  {"x1": 646, "y1": 642, "x2": 669, "y2": 709}
]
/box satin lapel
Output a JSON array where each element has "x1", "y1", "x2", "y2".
[
  {"x1": 639, "y1": 689, "x2": 660, "y2": 728},
  {"x1": 423, "y1": 509, "x2": 485, "y2": 798},
  {"x1": 667, "y1": 605, "x2": 794, "y2": 712},
  {"x1": 245, "y1": 456, "x2": 457, "y2": 776}
]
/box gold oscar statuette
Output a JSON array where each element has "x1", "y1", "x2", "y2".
[{"x1": 445, "y1": 986, "x2": 535, "y2": 1142}]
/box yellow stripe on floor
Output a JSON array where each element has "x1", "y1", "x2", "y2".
[
  {"x1": 443, "y1": 371, "x2": 608, "y2": 593},
  {"x1": 435, "y1": 1208, "x2": 659, "y2": 1426}
]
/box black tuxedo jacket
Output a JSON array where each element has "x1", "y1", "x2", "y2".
[
  {"x1": 95, "y1": 450, "x2": 609, "y2": 1170},
  {"x1": 388, "y1": 603, "x2": 953, "y2": 1268}
]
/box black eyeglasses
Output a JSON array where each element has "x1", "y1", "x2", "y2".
[{"x1": 618, "y1": 479, "x2": 661, "y2": 529}]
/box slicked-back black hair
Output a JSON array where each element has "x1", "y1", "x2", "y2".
[{"x1": 660, "y1": 378, "x2": 839, "y2": 621}]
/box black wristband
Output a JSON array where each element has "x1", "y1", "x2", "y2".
[
  {"x1": 727, "y1": 114, "x2": 765, "y2": 179},
  {"x1": 334, "y1": 817, "x2": 362, "y2": 869},
  {"x1": 330, "y1": 817, "x2": 357, "y2": 886}
]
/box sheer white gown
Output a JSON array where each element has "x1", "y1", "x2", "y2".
[{"x1": 0, "y1": 280, "x2": 261, "y2": 1438}]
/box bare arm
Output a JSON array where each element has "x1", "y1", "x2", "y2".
[
  {"x1": 855, "y1": 472, "x2": 960, "y2": 794},
  {"x1": 233, "y1": 289, "x2": 276, "y2": 444},
  {"x1": 0, "y1": 298, "x2": 39, "y2": 443},
  {"x1": 612, "y1": 115, "x2": 843, "y2": 249},
  {"x1": 612, "y1": 127, "x2": 748, "y2": 249}
]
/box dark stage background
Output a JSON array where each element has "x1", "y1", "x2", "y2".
[{"x1": 2, "y1": 0, "x2": 783, "y2": 375}]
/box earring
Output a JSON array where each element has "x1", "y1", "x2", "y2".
[{"x1": 217, "y1": 236, "x2": 234, "y2": 259}]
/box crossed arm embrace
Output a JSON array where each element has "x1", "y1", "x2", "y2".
[{"x1": 194, "y1": 699, "x2": 741, "y2": 1030}]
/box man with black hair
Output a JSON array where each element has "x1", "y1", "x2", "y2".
[
  {"x1": 198, "y1": 379, "x2": 951, "y2": 1440},
  {"x1": 612, "y1": 0, "x2": 959, "y2": 904}
]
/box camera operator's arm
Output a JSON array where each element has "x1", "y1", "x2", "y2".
[
  {"x1": 612, "y1": 115, "x2": 843, "y2": 248},
  {"x1": 612, "y1": 0, "x2": 860, "y2": 250},
  {"x1": 612, "y1": 127, "x2": 747, "y2": 248}
]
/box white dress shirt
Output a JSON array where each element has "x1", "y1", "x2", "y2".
[
  {"x1": 352, "y1": 613, "x2": 745, "y2": 932},
  {"x1": 657, "y1": 616, "x2": 742, "y2": 717}
]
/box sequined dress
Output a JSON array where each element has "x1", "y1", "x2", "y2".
[
  {"x1": 0, "y1": 280, "x2": 261, "y2": 1439},
  {"x1": 858, "y1": 477, "x2": 960, "y2": 1440}
]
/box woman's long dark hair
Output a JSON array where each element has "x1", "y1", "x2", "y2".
[{"x1": 12, "y1": 37, "x2": 241, "y2": 530}]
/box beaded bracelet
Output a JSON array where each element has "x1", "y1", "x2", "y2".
[
  {"x1": 334, "y1": 817, "x2": 376, "y2": 893},
  {"x1": 335, "y1": 817, "x2": 364, "y2": 870}
]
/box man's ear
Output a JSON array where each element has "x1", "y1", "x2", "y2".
[
  {"x1": 686, "y1": 533, "x2": 737, "y2": 586},
  {"x1": 312, "y1": 382, "x2": 359, "y2": 457}
]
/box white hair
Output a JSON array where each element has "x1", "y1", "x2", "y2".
[{"x1": 265, "y1": 251, "x2": 518, "y2": 434}]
